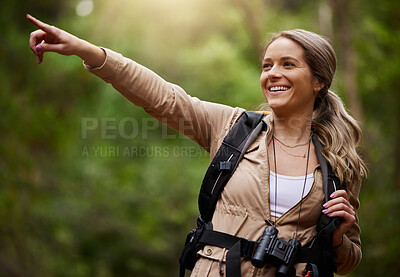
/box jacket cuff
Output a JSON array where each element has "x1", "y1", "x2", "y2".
[
  {"x1": 334, "y1": 235, "x2": 351, "y2": 261},
  {"x1": 334, "y1": 234, "x2": 362, "y2": 275},
  {"x1": 83, "y1": 48, "x2": 124, "y2": 83}
]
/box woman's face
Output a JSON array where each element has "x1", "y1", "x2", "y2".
[{"x1": 260, "y1": 37, "x2": 323, "y2": 116}]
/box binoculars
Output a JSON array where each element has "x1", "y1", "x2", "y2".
[{"x1": 252, "y1": 226, "x2": 301, "y2": 277}]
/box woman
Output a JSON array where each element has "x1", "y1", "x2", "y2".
[{"x1": 27, "y1": 14, "x2": 367, "y2": 276}]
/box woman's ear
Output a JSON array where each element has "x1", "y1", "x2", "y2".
[{"x1": 313, "y1": 78, "x2": 325, "y2": 93}]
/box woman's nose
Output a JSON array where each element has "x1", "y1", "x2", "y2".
[{"x1": 268, "y1": 66, "x2": 282, "y2": 79}]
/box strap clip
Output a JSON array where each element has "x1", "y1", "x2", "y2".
[{"x1": 218, "y1": 161, "x2": 232, "y2": 171}]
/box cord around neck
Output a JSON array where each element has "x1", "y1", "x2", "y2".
[{"x1": 271, "y1": 127, "x2": 312, "y2": 239}]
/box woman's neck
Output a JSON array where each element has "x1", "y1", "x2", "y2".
[{"x1": 271, "y1": 112, "x2": 313, "y2": 144}]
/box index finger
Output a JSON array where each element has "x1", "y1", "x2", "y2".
[
  {"x1": 27, "y1": 14, "x2": 52, "y2": 33},
  {"x1": 330, "y1": 189, "x2": 348, "y2": 200}
]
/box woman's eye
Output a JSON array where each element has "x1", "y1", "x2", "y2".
[
  {"x1": 262, "y1": 63, "x2": 272, "y2": 70},
  {"x1": 284, "y1": 61, "x2": 295, "y2": 67}
]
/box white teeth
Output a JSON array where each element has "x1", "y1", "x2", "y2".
[{"x1": 269, "y1": 86, "x2": 290, "y2": 92}]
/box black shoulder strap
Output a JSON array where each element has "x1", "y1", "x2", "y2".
[
  {"x1": 312, "y1": 134, "x2": 345, "y2": 202},
  {"x1": 312, "y1": 133, "x2": 345, "y2": 248},
  {"x1": 198, "y1": 111, "x2": 267, "y2": 223},
  {"x1": 300, "y1": 134, "x2": 346, "y2": 275}
]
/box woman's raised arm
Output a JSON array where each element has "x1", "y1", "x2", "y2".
[{"x1": 27, "y1": 14, "x2": 105, "y2": 67}]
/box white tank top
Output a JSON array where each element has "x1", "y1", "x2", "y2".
[{"x1": 269, "y1": 171, "x2": 314, "y2": 218}]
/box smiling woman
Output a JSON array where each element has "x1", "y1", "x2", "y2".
[
  {"x1": 27, "y1": 13, "x2": 367, "y2": 276},
  {"x1": 261, "y1": 37, "x2": 322, "y2": 117}
]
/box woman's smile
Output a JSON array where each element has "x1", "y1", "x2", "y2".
[
  {"x1": 260, "y1": 37, "x2": 321, "y2": 116},
  {"x1": 268, "y1": 84, "x2": 291, "y2": 95}
]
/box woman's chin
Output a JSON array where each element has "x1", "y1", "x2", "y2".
[{"x1": 267, "y1": 101, "x2": 285, "y2": 111}]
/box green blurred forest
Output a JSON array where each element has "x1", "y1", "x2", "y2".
[{"x1": 1, "y1": 0, "x2": 399, "y2": 276}]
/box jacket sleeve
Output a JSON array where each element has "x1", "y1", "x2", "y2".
[
  {"x1": 334, "y1": 179, "x2": 362, "y2": 275},
  {"x1": 84, "y1": 48, "x2": 243, "y2": 151}
]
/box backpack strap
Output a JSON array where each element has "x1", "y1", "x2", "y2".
[
  {"x1": 312, "y1": 133, "x2": 345, "y2": 229},
  {"x1": 312, "y1": 134, "x2": 330, "y2": 202},
  {"x1": 307, "y1": 134, "x2": 345, "y2": 276},
  {"x1": 198, "y1": 111, "x2": 267, "y2": 223},
  {"x1": 179, "y1": 111, "x2": 267, "y2": 277},
  {"x1": 312, "y1": 134, "x2": 345, "y2": 200}
]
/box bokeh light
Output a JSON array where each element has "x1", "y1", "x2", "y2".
[{"x1": 76, "y1": 0, "x2": 94, "y2": 17}]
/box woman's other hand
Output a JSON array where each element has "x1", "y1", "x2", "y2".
[
  {"x1": 322, "y1": 189, "x2": 356, "y2": 247},
  {"x1": 27, "y1": 14, "x2": 105, "y2": 67}
]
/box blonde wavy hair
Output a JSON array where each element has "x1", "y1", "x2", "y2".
[{"x1": 264, "y1": 29, "x2": 368, "y2": 187}]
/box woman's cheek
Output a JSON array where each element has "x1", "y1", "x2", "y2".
[{"x1": 260, "y1": 74, "x2": 269, "y2": 99}]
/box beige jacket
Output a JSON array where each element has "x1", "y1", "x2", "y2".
[{"x1": 86, "y1": 49, "x2": 362, "y2": 276}]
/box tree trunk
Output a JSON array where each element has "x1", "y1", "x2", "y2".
[
  {"x1": 232, "y1": 0, "x2": 265, "y2": 64},
  {"x1": 330, "y1": 0, "x2": 364, "y2": 124}
]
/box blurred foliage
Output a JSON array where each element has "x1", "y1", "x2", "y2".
[{"x1": 1, "y1": 0, "x2": 399, "y2": 276}]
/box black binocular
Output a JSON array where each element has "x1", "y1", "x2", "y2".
[{"x1": 251, "y1": 226, "x2": 301, "y2": 277}]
